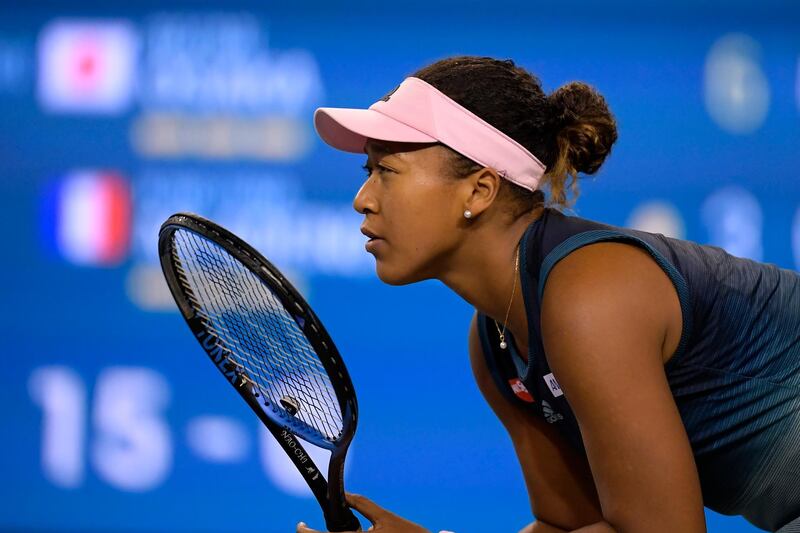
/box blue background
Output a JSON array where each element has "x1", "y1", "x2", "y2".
[{"x1": 1, "y1": 1, "x2": 799, "y2": 532}]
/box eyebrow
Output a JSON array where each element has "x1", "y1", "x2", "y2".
[{"x1": 364, "y1": 141, "x2": 392, "y2": 157}]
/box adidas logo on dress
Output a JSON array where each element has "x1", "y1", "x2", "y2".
[{"x1": 541, "y1": 400, "x2": 564, "y2": 424}]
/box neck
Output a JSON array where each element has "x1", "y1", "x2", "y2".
[{"x1": 438, "y1": 206, "x2": 543, "y2": 345}]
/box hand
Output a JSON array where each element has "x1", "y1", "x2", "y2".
[{"x1": 296, "y1": 493, "x2": 432, "y2": 533}]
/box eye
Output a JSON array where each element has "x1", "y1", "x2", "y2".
[{"x1": 361, "y1": 163, "x2": 391, "y2": 177}]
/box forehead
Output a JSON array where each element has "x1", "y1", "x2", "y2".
[
  {"x1": 364, "y1": 139, "x2": 441, "y2": 161},
  {"x1": 364, "y1": 139, "x2": 391, "y2": 157}
]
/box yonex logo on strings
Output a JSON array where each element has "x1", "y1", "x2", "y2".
[{"x1": 196, "y1": 330, "x2": 238, "y2": 386}]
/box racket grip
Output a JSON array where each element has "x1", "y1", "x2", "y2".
[{"x1": 324, "y1": 507, "x2": 362, "y2": 532}]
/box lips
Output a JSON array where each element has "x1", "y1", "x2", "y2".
[
  {"x1": 360, "y1": 226, "x2": 382, "y2": 241},
  {"x1": 360, "y1": 225, "x2": 385, "y2": 253}
]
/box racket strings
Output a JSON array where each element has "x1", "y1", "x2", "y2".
[
  {"x1": 171, "y1": 229, "x2": 344, "y2": 443},
  {"x1": 183, "y1": 236, "x2": 343, "y2": 439},
  {"x1": 189, "y1": 240, "x2": 342, "y2": 436}
]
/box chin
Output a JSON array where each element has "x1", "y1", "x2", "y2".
[{"x1": 374, "y1": 260, "x2": 424, "y2": 286}]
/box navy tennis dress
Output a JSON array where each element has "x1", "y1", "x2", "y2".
[{"x1": 476, "y1": 207, "x2": 800, "y2": 532}]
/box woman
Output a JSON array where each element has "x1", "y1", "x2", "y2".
[{"x1": 299, "y1": 56, "x2": 800, "y2": 533}]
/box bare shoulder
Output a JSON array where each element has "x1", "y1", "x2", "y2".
[
  {"x1": 537, "y1": 242, "x2": 705, "y2": 531},
  {"x1": 541, "y1": 241, "x2": 682, "y2": 365}
]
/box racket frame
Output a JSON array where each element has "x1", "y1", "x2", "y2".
[{"x1": 158, "y1": 212, "x2": 360, "y2": 532}]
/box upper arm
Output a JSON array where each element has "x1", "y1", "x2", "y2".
[
  {"x1": 540, "y1": 242, "x2": 705, "y2": 532},
  {"x1": 468, "y1": 313, "x2": 604, "y2": 529}
]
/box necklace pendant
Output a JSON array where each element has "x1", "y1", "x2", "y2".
[{"x1": 500, "y1": 340, "x2": 508, "y2": 349}]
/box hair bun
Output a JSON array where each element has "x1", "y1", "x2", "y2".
[{"x1": 547, "y1": 81, "x2": 618, "y2": 176}]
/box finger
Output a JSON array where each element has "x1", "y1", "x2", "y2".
[
  {"x1": 297, "y1": 520, "x2": 361, "y2": 533},
  {"x1": 344, "y1": 493, "x2": 390, "y2": 524},
  {"x1": 296, "y1": 521, "x2": 324, "y2": 533}
]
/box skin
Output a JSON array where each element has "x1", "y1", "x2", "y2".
[{"x1": 299, "y1": 139, "x2": 706, "y2": 533}]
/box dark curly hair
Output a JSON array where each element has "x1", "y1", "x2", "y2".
[{"x1": 404, "y1": 55, "x2": 618, "y2": 217}]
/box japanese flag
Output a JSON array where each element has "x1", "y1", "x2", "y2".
[{"x1": 38, "y1": 19, "x2": 138, "y2": 114}]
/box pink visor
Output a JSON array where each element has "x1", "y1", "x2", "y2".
[{"x1": 313, "y1": 77, "x2": 546, "y2": 191}]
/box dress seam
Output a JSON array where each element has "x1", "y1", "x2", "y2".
[{"x1": 676, "y1": 362, "x2": 800, "y2": 393}]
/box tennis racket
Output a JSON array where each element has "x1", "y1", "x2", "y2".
[{"x1": 158, "y1": 212, "x2": 361, "y2": 532}]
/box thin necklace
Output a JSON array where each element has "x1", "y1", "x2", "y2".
[{"x1": 494, "y1": 245, "x2": 520, "y2": 350}]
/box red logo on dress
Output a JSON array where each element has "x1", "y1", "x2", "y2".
[{"x1": 508, "y1": 378, "x2": 535, "y2": 403}]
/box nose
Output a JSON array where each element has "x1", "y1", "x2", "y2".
[{"x1": 353, "y1": 176, "x2": 378, "y2": 215}]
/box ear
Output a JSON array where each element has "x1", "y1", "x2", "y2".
[{"x1": 462, "y1": 167, "x2": 502, "y2": 217}]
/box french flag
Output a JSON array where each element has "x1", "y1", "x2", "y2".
[{"x1": 41, "y1": 170, "x2": 131, "y2": 266}]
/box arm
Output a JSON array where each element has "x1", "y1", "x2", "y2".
[
  {"x1": 540, "y1": 242, "x2": 706, "y2": 532},
  {"x1": 469, "y1": 314, "x2": 606, "y2": 531},
  {"x1": 512, "y1": 516, "x2": 616, "y2": 533}
]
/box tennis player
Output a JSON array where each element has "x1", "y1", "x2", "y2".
[{"x1": 300, "y1": 55, "x2": 800, "y2": 533}]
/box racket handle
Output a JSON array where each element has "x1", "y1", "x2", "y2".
[{"x1": 324, "y1": 507, "x2": 362, "y2": 532}]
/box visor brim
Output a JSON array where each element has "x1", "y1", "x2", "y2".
[{"x1": 314, "y1": 107, "x2": 437, "y2": 154}]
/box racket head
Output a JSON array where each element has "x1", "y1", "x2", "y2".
[{"x1": 158, "y1": 212, "x2": 358, "y2": 451}]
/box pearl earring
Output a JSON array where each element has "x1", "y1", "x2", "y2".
[{"x1": 463, "y1": 209, "x2": 473, "y2": 219}]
